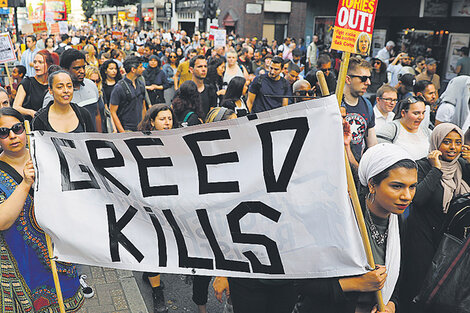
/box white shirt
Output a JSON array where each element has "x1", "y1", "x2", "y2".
[
  {"x1": 374, "y1": 106, "x2": 395, "y2": 132},
  {"x1": 376, "y1": 47, "x2": 390, "y2": 65},
  {"x1": 394, "y1": 122, "x2": 430, "y2": 160},
  {"x1": 387, "y1": 64, "x2": 403, "y2": 87}
]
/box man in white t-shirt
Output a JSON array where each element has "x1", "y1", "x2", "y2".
[{"x1": 374, "y1": 85, "x2": 398, "y2": 131}]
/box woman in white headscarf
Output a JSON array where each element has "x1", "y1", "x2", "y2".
[
  {"x1": 296, "y1": 143, "x2": 417, "y2": 313},
  {"x1": 435, "y1": 75, "x2": 470, "y2": 128},
  {"x1": 400, "y1": 122, "x2": 470, "y2": 313}
]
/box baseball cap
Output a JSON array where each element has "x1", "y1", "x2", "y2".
[{"x1": 425, "y1": 58, "x2": 437, "y2": 65}]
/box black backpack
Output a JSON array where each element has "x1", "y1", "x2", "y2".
[{"x1": 441, "y1": 193, "x2": 470, "y2": 240}]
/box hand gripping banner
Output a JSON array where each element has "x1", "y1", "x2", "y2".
[{"x1": 31, "y1": 95, "x2": 368, "y2": 279}]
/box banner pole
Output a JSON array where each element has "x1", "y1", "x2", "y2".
[
  {"x1": 24, "y1": 121, "x2": 67, "y2": 313},
  {"x1": 317, "y1": 70, "x2": 386, "y2": 311},
  {"x1": 335, "y1": 51, "x2": 351, "y2": 104},
  {"x1": 4, "y1": 63, "x2": 11, "y2": 87}
]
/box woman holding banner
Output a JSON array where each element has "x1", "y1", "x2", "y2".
[
  {"x1": 138, "y1": 103, "x2": 175, "y2": 313},
  {"x1": 0, "y1": 107, "x2": 84, "y2": 312},
  {"x1": 295, "y1": 143, "x2": 417, "y2": 313},
  {"x1": 32, "y1": 70, "x2": 95, "y2": 133}
]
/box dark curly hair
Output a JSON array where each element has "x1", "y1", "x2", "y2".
[
  {"x1": 138, "y1": 104, "x2": 176, "y2": 131},
  {"x1": 171, "y1": 80, "x2": 203, "y2": 119},
  {"x1": 100, "y1": 59, "x2": 122, "y2": 82}
]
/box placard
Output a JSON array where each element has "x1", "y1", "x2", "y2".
[
  {"x1": 0, "y1": 33, "x2": 16, "y2": 63},
  {"x1": 213, "y1": 29, "x2": 226, "y2": 48},
  {"x1": 331, "y1": 0, "x2": 379, "y2": 55}
]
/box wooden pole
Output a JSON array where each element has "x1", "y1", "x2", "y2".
[
  {"x1": 335, "y1": 52, "x2": 351, "y2": 104},
  {"x1": 4, "y1": 63, "x2": 11, "y2": 88},
  {"x1": 24, "y1": 121, "x2": 67, "y2": 313},
  {"x1": 316, "y1": 69, "x2": 386, "y2": 312}
]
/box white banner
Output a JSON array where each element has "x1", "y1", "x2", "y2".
[
  {"x1": 213, "y1": 29, "x2": 226, "y2": 48},
  {"x1": 31, "y1": 96, "x2": 368, "y2": 279}
]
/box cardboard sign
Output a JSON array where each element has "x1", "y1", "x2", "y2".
[
  {"x1": 112, "y1": 31, "x2": 123, "y2": 40},
  {"x1": 0, "y1": 33, "x2": 16, "y2": 63},
  {"x1": 51, "y1": 21, "x2": 69, "y2": 34},
  {"x1": 213, "y1": 29, "x2": 226, "y2": 48},
  {"x1": 33, "y1": 22, "x2": 48, "y2": 34},
  {"x1": 331, "y1": 0, "x2": 379, "y2": 55}
]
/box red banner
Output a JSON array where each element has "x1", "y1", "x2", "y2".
[{"x1": 331, "y1": 0, "x2": 379, "y2": 55}]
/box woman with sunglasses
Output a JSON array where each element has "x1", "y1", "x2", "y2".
[
  {"x1": 400, "y1": 123, "x2": 470, "y2": 312},
  {"x1": 368, "y1": 58, "x2": 388, "y2": 94},
  {"x1": 32, "y1": 70, "x2": 95, "y2": 132},
  {"x1": 0, "y1": 107, "x2": 84, "y2": 312},
  {"x1": 162, "y1": 51, "x2": 179, "y2": 105},
  {"x1": 413, "y1": 56, "x2": 426, "y2": 75},
  {"x1": 376, "y1": 96, "x2": 430, "y2": 160},
  {"x1": 13, "y1": 50, "x2": 57, "y2": 121}
]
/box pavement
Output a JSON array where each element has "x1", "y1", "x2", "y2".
[{"x1": 76, "y1": 265, "x2": 225, "y2": 313}]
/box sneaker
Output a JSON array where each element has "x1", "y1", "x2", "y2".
[
  {"x1": 152, "y1": 286, "x2": 168, "y2": 313},
  {"x1": 79, "y1": 274, "x2": 94, "y2": 299}
]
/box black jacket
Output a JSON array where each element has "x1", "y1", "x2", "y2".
[
  {"x1": 400, "y1": 157, "x2": 470, "y2": 312},
  {"x1": 32, "y1": 101, "x2": 95, "y2": 132}
]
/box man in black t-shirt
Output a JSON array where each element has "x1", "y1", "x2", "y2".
[
  {"x1": 110, "y1": 56, "x2": 146, "y2": 132},
  {"x1": 247, "y1": 56, "x2": 291, "y2": 113},
  {"x1": 190, "y1": 55, "x2": 217, "y2": 117},
  {"x1": 342, "y1": 57, "x2": 378, "y2": 168}
]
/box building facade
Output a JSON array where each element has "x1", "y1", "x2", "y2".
[{"x1": 217, "y1": 0, "x2": 307, "y2": 43}]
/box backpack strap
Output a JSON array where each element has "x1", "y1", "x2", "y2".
[{"x1": 183, "y1": 111, "x2": 194, "y2": 123}]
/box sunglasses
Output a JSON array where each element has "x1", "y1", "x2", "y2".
[
  {"x1": 0, "y1": 122, "x2": 25, "y2": 139},
  {"x1": 170, "y1": 56, "x2": 177, "y2": 58},
  {"x1": 320, "y1": 68, "x2": 332, "y2": 72},
  {"x1": 91, "y1": 79, "x2": 101, "y2": 84},
  {"x1": 295, "y1": 90, "x2": 315, "y2": 96},
  {"x1": 373, "y1": 61, "x2": 382, "y2": 65},
  {"x1": 348, "y1": 74, "x2": 371, "y2": 82},
  {"x1": 406, "y1": 95, "x2": 425, "y2": 104}
]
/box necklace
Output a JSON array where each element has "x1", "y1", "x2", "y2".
[{"x1": 366, "y1": 208, "x2": 388, "y2": 247}]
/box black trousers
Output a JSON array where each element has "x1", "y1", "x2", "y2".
[
  {"x1": 192, "y1": 275, "x2": 212, "y2": 305},
  {"x1": 228, "y1": 278, "x2": 297, "y2": 313}
]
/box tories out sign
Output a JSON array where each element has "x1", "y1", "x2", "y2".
[
  {"x1": 31, "y1": 96, "x2": 368, "y2": 279},
  {"x1": 331, "y1": 0, "x2": 379, "y2": 55}
]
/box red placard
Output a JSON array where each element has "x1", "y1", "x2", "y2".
[
  {"x1": 331, "y1": 0, "x2": 379, "y2": 55},
  {"x1": 33, "y1": 22, "x2": 48, "y2": 34},
  {"x1": 112, "y1": 31, "x2": 123, "y2": 39}
]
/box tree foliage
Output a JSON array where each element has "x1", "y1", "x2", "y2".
[{"x1": 81, "y1": 0, "x2": 95, "y2": 19}]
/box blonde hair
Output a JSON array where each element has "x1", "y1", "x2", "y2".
[{"x1": 85, "y1": 65, "x2": 102, "y2": 96}]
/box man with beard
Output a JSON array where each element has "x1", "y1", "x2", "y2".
[
  {"x1": 247, "y1": 56, "x2": 291, "y2": 113},
  {"x1": 43, "y1": 49, "x2": 100, "y2": 128},
  {"x1": 238, "y1": 46, "x2": 254, "y2": 75},
  {"x1": 110, "y1": 56, "x2": 146, "y2": 132},
  {"x1": 414, "y1": 79, "x2": 439, "y2": 124},
  {"x1": 416, "y1": 58, "x2": 440, "y2": 91},
  {"x1": 387, "y1": 52, "x2": 414, "y2": 87},
  {"x1": 190, "y1": 55, "x2": 217, "y2": 116}
]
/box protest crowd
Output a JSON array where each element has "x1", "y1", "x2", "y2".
[{"x1": 0, "y1": 22, "x2": 469, "y2": 313}]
